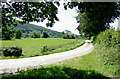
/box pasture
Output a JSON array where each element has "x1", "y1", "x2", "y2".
[{"x1": 1, "y1": 38, "x2": 84, "y2": 59}]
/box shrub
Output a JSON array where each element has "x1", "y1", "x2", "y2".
[
  {"x1": 16, "y1": 29, "x2": 22, "y2": 39},
  {"x1": 2, "y1": 46, "x2": 22, "y2": 57},
  {"x1": 62, "y1": 34, "x2": 75, "y2": 39},
  {"x1": 95, "y1": 28, "x2": 118, "y2": 47},
  {"x1": 92, "y1": 28, "x2": 118, "y2": 66},
  {"x1": 41, "y1": 46, "x2": 48, "y2": 52},
  {"x1": 90, "y1": 36, "x2": 96, "y2": 44},
  {"x1": 42, "y1": 31, "x2": 49, "y2": 38},
  {"x1": 33, "y1": 31, "x2": 40, "y2": 38}
]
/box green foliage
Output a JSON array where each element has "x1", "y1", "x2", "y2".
[
  {"x1": 71, "y1": 34, "x2": 75, "y2": 39},
  {"x1": 93, "y1": 44, "x2": 118, "y2": 76},
  {"x1": 41, "y1": 30, "x2": 49, "y2": 38},
  {"x1": 95, "y1": 28, "x2": 118, "y2": 47},
  {"x1": 2, "y1": 2, "x2": 60, "y2": 27},
  {"x1": 2, "y1": 26, "x2": 15, "y2": 40},
  {"x1": 2, "y1": 2, "x2": 120, "y2": 40},
  {"x1": 16, "y1": 29, "x2": 22, "y2": 39},
  {"x1": 76, "y1": 12, "x2": 109, "y2": 38},
  {"x1": 61, "y1": 30, "x2": 76, "y2": 39},
  {"x1": 31, "y1": 31, "x2": 40, "y2": 38},
  {"x1": 12, "y1": 23, "x2": 62, "y2": 38},
  {"x1": 41, "y1": 46, "x2": 48, "y2": 52},
  {"x1": 62, "y1": 33, "x2": 75, "y2": 39},
  {"x1": 91, "y1": 28, "x2": 118, "y2": 75},
  {"x1": 90, "y1": 36, "x2": 96, "y2": 44},
  {"x1": 2, "y1": 2, "x2": 60, "y2": 40},
  {"x1": 2, "y1": 46, "x2": 22, "y2": 57},
  {"x1": 65, "y1": 2, "x2": 120, "y2": 37}
]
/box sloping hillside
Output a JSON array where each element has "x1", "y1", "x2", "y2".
[{"x1": 12, "y1": 23, "x2": 62, "y2": 38}]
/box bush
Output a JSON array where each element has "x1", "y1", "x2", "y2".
[
  {"x1": 95, "y1": 28, "x2": 118, "y2": 47},
  {"x1": 42, "y1": 31, "x2": 49, "y2": 38},
  {"x1": 90, "y1": 36, "x2": 96, "y2": 44},
  {"x1": 92, "y1": 28, "x2": 118, "y2": 65},
  {"x1": 41, "y1": 46, "x2": 48, "y2": 52},
  {"x1": 2, "y1": 46, "x2": 22, "y2": 56},
  {"x1": 62, "y1": 34, "x2": 75, "y2": 39},
  {"x1": 16, "y1": 29, "x2": 22, "y2": 39},
  {"x1": 33, "y1": 31, "x2": 40, "y2": 38}
]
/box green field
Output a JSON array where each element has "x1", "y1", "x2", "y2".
[{"x1": 1, "y1": 38, "x2": 84, "y2": 59}]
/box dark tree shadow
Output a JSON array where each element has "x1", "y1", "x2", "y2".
[{"x1": 2, "y1": 66, "x2": 110, "y2": 79}]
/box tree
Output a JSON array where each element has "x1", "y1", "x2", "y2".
[
  {"x1": 62, "y1": 33, "x2": 75, "y2": 39},
  {"x1": 2, "y1": 2, "x2": 120, "y2": 40},
  {"x1": 2, "y1": 25, "x2": 15, "y2": 40},
  {"x1": 2, "y1": 2, "x2": 60, "y2": 40},
  {"x1": 16, "y1": 29, "x2": 22, "y2": 39},
  {"x1": 76, "y1": 12, "x2": 99, "y2": 38},
  {"x1": 42, "y1": 30, "x2": 49, "y2": 38},
  {"x1": 71, "y1": 34, "x2": 75, "y2": 39},
  {"x1": 64, "y1": 2, "x2": 120, "y2": 38},
  {"x1": 61, "y1": 31, "x2": 65, "y2": 38},
  {"x1": 32, "y1": 31, "x2": 40, "y2": 38}
]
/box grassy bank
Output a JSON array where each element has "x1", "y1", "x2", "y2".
[
  {"x1": 2, "y1": 43, "x2": 117, "y2": 79},
  {"x1": 2, "y1": 48, "x2": 110, "y2": 79},
  {"x1": 1, "y1": 38, "x2": 84, "y2": 59},
  {"x1": 91, "y1": 28, "x2": 118, "y2": 77}
]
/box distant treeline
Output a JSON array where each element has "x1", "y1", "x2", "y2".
[
  {"x1": 9, "y1": 23, "x2": 80, "y2": 39},
  {"x1": 12, "y1": 23, "x2": 61, "y2": 38}
]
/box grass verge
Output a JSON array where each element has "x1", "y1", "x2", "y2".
[
  {"x1": 2, "y1": 43, "x2": 116, "y2": 79},
  {"x1": 1, "y1": 38, "x2": 85, "y2": 59}
]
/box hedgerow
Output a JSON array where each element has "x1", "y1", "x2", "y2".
[{"x1": 91, "y1": 28, "x2": 119, "y2": 75}]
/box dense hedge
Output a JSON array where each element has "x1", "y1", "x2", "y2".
[
  {"x1": 2, "y1": 46, "x2": 22, "y2": 57},
  {"x1": 91, "y1": 28, "x2": 119, "y2": 75},
  {"x1": 91, "y1": 28, "x2": 118, "y2": 65},
  {"x1": 95, "y1": 28, "x2": 118, "y2": 47}
]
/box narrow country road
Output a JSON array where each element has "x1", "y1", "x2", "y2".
[{"x1": 0, "y1": 40, "x2": 94, "y2": 75}]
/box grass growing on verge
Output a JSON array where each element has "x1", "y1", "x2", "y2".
[
  {"x1": 2, "y1": 42, "x2": 117, "y2": 79},
  {"x1": 1, "y1": 38, "x2": 84, "y2": 59},
  {"x1": 2, "y1": 45, "x2": 112, "y2": 79}
]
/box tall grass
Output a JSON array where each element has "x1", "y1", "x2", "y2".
[{"x1": 91, "y1": 28, "x2": 118, "y2": 77}]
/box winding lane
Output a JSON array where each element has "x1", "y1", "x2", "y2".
[{"x1": 0, "y1": 40, "x2": 94, "y2": 74}]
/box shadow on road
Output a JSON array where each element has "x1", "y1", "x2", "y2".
[{"x1": 2, "y1": 66, "x2": 110, "y2": 79}]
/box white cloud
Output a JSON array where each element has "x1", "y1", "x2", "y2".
[
  {"x1": 30, "y1": 1, "x2": 80, "y2": 35},
  {"x1": 110, "y1": 18, "x2": 118, "y2": 29}
]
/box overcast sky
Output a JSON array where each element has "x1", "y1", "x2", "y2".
[
  {"x1": 30, "y1": 1, "x2": 80, "y2": 35},
  {"x1": 30, "y1": 1, "x2": 119, "y2": 35}
]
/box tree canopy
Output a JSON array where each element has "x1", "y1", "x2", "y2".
[
  {"x1": 2, "y1": 2, "x2": 60, "y2": 27},
  {"x1": 1, "y1": 1, "x2": 120, "y2": 39},
  {"x1": 1, "y1": 2, "x2": 60, "y2": 39},
  {"x1": 64, "y1": 2, "x2": 120, "y2": 38}
]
